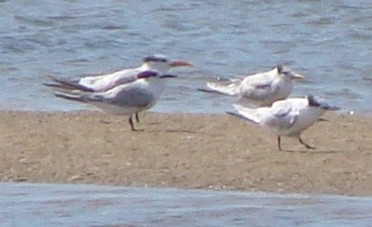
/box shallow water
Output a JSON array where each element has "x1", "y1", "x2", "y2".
[
  {"x1": 0, "y1": 0, "x2": 371, "y2": 113},
  {"x1": 1, "y1": 182, "x2": 371, "y2": 226}
]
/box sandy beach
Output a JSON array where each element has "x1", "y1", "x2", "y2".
[{"x1": 0, "y1": 111, "x2": 371, "y2": 196}]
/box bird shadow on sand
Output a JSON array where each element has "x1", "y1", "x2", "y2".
[
  {"x1": 139, "y1": 129, "x2": 198, "y2": 134},
  {"x1": 165, "y1": 129, "x2": 199, "y2": 133},
  {"x1": 140, "y1": 127, "x2": 198, "y2": 134},
  {"x1": 99, "y1": 120, "x2": 113, "y2": 124},
  {"x1": 143, "y1": 121, "x2": 199, "y2": 133},
  {"x1": 146, "y1": 121, "x2": 162, "y2": 125},
  {"x1": 281, "y1": 149, "x2": 345, "y2": 154}
]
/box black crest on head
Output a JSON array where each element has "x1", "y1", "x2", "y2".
[
  {"x1": 307, "y1": 95, "x2": 321, "y2": 107},
  {"x1": 276, "y1": 65, "x2": 283, "y2": 74},
  {"x1": 137, "y1": 70, "x2": 158, "y2": 79},
  {"x1": 142, "y1": 55, "x2": 168, "y2": 63}
]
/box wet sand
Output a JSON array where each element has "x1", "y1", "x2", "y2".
[{"x1": 0, "y1": 111, "x2": 371, "y2": 196}]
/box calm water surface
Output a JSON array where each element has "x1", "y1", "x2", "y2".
[
  {"x1": 1, "y1": 183, "x2": 372, "y2": 226},
  {"x1": 0, "y1": 0, "x2": 371, "y2": 113}
]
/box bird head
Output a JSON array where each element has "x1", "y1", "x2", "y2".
[
  {"x1": 137, "y1": 70, "x2": 177, "y2": 80},
  {"x1": 276, "y1": 65, "x2": 305, "y2": 80},
  {"x1": 142, "y1": 55, "x2": 192, "y2": 72},
  {"x1": 307, "y1": 95, "x2": 340, "y2": 111}
]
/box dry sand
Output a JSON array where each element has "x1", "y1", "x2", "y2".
[{"x1": 0, "y1": 111, "x2": 371, "y2": 196}]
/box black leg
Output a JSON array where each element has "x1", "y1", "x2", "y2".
[
  {"x1": 298, "y1": 136, "x2": 315, "y2": 149},
  {"x1": 135, "y1": 113, "x2": 139, "y2": 123},
  {"x1": 129, "y1": 116, "x2": 136, "y2": 131},
  {"x1": 277, "y1": 136, "x2": 282, "y2": 151}
]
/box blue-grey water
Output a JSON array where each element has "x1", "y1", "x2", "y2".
[
  {"x1": 1, "y1": 183, "x2": 372, "y2": 226},
  {"x1": 0, "y1": 0, "x2": 371, "y2": 113},
  {"x1": 1, "y1": 1, "x2": 372, "y2": 225}
]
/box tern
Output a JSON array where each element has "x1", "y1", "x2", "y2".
[
  {"x1": 226, "y1": 95, "x2": 340, "y2": 151},
  {"x1": 44, "y1": 55, "x2": 192, "y2": 122},
  {"x1": 52, "y1": 70, "x2": 177, "y2": 131},
  {"x1": 198, "y1": 65, "x2": 304, "y2": 106}
]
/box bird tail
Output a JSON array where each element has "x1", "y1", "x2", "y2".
[
  {"x1": 53, "y1": 89, "x2": 89, "y2": 103},
  {"x1": 197, "y1": 81, "x2": 239, "y2": 96},
  {"x1": 43, "y1": 76, "x2": 94, "y2": 92},
  {"x1": 226, "y1": 104, "x2": 262, "y2": 124}
]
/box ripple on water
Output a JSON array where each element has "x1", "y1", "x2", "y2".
[
  {"x1": 0, "y1": 0, "x2": 371, "y2": 113},
  {"x1": 0, "y1": 183, "x2": 371, "y2": 226}
]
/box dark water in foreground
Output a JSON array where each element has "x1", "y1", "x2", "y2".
[{"x1": 1, "y1": 183, "x2": 371, "y2": 226}]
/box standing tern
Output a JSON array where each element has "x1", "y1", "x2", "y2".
[
  {"x1": 226, "y1": 95, "x2": 340, "y2": 151},
  {"x1": 52, "y1": 70, "x2": 177, "y2": 131},
  {"x1": 198, "y1": 65, "x2": 304, "y2": 106},
  {"x1": 44, "y1": 55, "x2": 192, "y2": 122}
]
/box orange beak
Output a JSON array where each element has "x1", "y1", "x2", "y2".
[
  {"x1": 169, "y1": 60, "x2": 193, "y2": 67},
  {"x1": 291, "y1": 73, "x2": 305, "y2": 80}
]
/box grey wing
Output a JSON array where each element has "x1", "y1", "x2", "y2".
[
  {"x1": 110, "y1": 74, "x2": 138, "y2": 86},
  {"x1": 91, "y1": 86, "x2": 155, "y2": 108},
  {"x1": 79, "y1": 70, "x2": 139, "y2": 92},
  {"x1": 239, "y1": 77, "x2": 276, "y2": 100},
  {"x1": 267, "y1": 102, "x2": 297, "y2": 129}
]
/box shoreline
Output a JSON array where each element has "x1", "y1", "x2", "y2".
[{"x1": 0, "y1": 111, "x2": 371, "y2": 196}]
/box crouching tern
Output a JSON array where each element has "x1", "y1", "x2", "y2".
[
  {"x1": 198, "y1": 65, "x2": 304, "y2": 106},
  {"x1": 226, "y1": 95, "x2": 340, "y2": 151},
  {"x1": 52, "y1": 70, "x2": 177, "y2": 131},
  {"x1": 44, "y1": 55, "x2": 192, "y2": 122}
]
